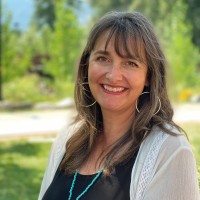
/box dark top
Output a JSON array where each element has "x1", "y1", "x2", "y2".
[{"x1": 42, "y1": 151, "x2": 138, "y2": 200}]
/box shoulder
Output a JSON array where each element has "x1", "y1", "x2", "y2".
[
  {"x1": 148, "y1": 124, "x2": 191, "y2": 151},
  {"x1": 148, "y1": 124, "x2": 193, "y2": 163},
  {"x1": 130, "y1": 124, "x2": 199, "y2": 200},
  {"x1": 144, "y1": 126, "x2": 199, "y2": 199},
  {"x1": 155, "y1": 128, "x2": 195, "y2": 173},
  {"x1": 146, "y1": 124, "x2": 198, "y2": 187},
  {"x1": 134, "y1": 124, "x2": 195, "y2": 187},
  {"x1": 154, "y1": 124, "x2": 192, "y2": 156}
]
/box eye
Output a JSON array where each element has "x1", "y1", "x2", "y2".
[
  {"x1": 96, "y1": 56, "x2": 110, "y2": 63},
  {"x1": 124, "y1": 60, "x2": 138, "y2": 67}
]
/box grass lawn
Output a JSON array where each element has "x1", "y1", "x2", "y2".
[
  {"x1": 0, "y1": 139, "x2": 52, "y2": 200},
  {"x1": 0, "y1": 123, "x2": 199, "y2": 199}
]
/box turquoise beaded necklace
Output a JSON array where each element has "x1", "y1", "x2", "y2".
[{"x1": 67, "y1": 167, "x2": 104, "y2": 200}]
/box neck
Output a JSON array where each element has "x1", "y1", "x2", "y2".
[{"x1": 101, "y1": 109, "x2": 135, "y2": 145}]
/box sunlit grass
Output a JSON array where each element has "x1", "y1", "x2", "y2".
[{"x1": 0, "y1": 139, "x2": 52, "y2": 200}]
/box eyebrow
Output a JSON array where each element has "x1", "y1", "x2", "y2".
[
  {"x1": 92, "y1": 50, "x2": 110, "y2": 56},
  {"x1": 92, "y1": 49, "x2": 144, "y2": 64}
]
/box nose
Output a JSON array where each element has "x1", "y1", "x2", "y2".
[{"x1": 105, "y1": 64, "x2": 123, "y2": 83}]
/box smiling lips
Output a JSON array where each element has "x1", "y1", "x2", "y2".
[{"x1": 102, "y1": 84, "x2": 127, "y2": 93}]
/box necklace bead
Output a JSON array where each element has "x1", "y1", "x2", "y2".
[{"x1": 68, "y1": 168, "x2": 104, "y2": 200}]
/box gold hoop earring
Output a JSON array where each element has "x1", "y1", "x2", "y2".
[{"x1": 136, "y1": 92, "x2": 161, "y2": 115}]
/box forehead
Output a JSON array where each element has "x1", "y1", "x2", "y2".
[
  {"x1": 92, "y1": 30, "x2": 146, "y2": 62},
  {"x1": 93, "y1": 31, "x2": 114, "y2": 51}
]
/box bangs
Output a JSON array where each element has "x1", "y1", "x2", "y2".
[{"x1": 103, "y1": 20, "x2": 146, "y2": 63}]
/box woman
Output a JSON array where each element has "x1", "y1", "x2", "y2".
[{"x1": 39, "y1": 11, "x2": 199, "y2": 200}]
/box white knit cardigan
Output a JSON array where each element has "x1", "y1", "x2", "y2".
[{"x1": 38, "y1": 125, "x2": 200, "y2": 200}]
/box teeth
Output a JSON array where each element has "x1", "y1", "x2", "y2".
[{"x1": 103, "y1": 85, "x2": 125, "y2": 92}]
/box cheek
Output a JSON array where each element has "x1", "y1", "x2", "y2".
[
  {"x1": 128, "y1": 71, "x2": 148, "y2": 88},
  {"x1": 88, "y1": 65, "x2": 95, "y2": 85},
  {"x1": 88, "y1": 64, "x2": 99, "y2": 92},
  {"x1": 88, "y1": 64, "x2": 104, "y2": 84}
]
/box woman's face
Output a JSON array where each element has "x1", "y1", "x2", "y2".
[{"x1": 88, "y1": 32, "x2": 149, "y2": 115}]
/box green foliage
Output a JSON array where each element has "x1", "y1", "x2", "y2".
[
  {"x1": 53, "y1": 79, "x2": 75, "y2": 99},
  {"x1": 32, "y1": 0, "x2": 55, "y2": 30},
  {"x1": 129, "y1": 0, "x2": 177, "y2": 24},
  {"x1": 2, "y1": 0, "x2": 82, "y2": 102},
  {"x1": 89, "y1": 0, "x2": 132, "y2": 17},
  {"x1": 185, "y1": 0, "x2": 200, "y2": 50},
  {"x1": 1, "y1": 9, "x2": 45, "y2": 83},
  {"x1": 4, "y1": 75, "x2": 74, "y2": 103},
  {"x1": 4, "y1": 75, "x2": 49, "y2": 103},
  {"x1": 14, "y1": 27, "x2": 46, "y2": 74},
  {"x1": 156, "y1": 0, "x2": 200, "y2": 97},
  {"x1": 1, "y1": 10, "x2": 22, "y2": 82},
  {"x1": 32, "y1": 0, "x2": 81, "y2": 30},
  {"x1": 44, "y1": 1, "x2": 83, "y2": 80},
  {"x1": 3, "y1": 0, "x2": 198, "y2": 103}
]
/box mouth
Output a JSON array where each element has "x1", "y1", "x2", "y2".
[{"x1": 101, "y1": 84, "x2": 127, "y2": 93}]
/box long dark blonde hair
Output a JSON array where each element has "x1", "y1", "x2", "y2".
[{"x1": 61, "y1": 11, "x2": 181, "y2": 174}]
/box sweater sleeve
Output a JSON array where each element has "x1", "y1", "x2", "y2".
[{"x1": 143, "y1": 143, "x2": 200, "y2": 200}]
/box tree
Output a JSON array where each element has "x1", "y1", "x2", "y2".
[
  {"x1": 15, "y1": 27, "x2": 45, "y2": 73},
  {"x1": 185, "y1": 0, "x2": 200, "y2": 49},
  {"x1": 43, "y1": 0, "x2": 83, "y2": 80},
  {"x1": 155, "y1": 0, "x2": 200, "y2": 96},
  {"x1": 32, "y1": 0, "x2": 82, "y2": 31},
  {"x1": 32, "y1": 0, "x2": 56, "y2": 30},
  {"x1": 1, "y1": 7, "x2": 22, "y2": 100},
  {"x1": 89, "y1": 0, "x2": 132, "y2": 18},
  {"x1": 129, "y1": 0, "x2": 200, "y2": 50},
  {"x1": 130, "y1": 0, "x2": 190, "y2": 25},
  {"x1": 1, "y1": 10, "x2": 19, "y2": 82},
  {"x1": 1, "y1": 8, "x2": 44, "y2": 83}
]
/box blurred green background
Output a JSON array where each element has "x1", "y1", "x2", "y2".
[
  {"x1": 1, "y1": 0, "x2": 200, "y2": 103},
  {"x1": 0, "y1": 0, "x2": 199, "y2": 199}
]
